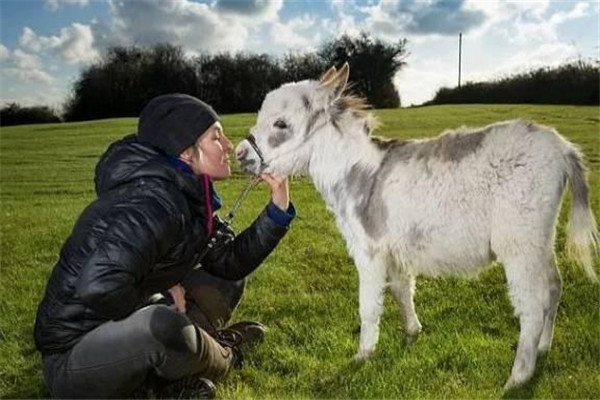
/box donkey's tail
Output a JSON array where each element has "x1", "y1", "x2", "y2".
[{"x1": 564, "y1": 148, "x2": 599, "y2": 282}]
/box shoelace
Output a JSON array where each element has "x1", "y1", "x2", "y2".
[
  {"x1": 215, "y1": 329, "x2": 244, "y2": 369},
  {"x1": 215, "y1": 329, "x2": 243, "y2": 348}
]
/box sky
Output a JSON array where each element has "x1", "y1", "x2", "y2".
[{"x1": 0, "y1": 0, "x2": 598, "y2": 110}]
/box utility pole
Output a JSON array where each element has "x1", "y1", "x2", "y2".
[{"x1": 458, "y1": 32, "x2": 462, "y2": 88}]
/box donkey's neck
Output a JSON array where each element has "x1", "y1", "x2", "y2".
[{"x1": 308, "y1": 121, "x2": 384, "y2": 212}]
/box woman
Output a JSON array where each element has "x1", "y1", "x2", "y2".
[{"x1": 33, "y1": 94, "x2": 295, "y2": 399}]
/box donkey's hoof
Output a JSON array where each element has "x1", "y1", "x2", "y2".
[
  {"x1": 503, "y1": 376, "x2": 526, "y2": 393},
  {"x1": 405, "y1": 332, "x2": 419, "y2": 345},
  {"x1": 353, "y1": 349, "x2": 373, "y2": 361}
]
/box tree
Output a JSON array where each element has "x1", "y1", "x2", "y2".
[
  {"x1": 0, "y1": 103, "x2": 60, "y2": 126},
  {"x1": 195, "y1": 52, "x2": 283, "y2": 113},
  {"x1": 281, "y1": 52, "x2": 327, "y2": 83},
  {"x1": 64, "y1": 44, "x2": 197, "y2": 121},
  {"x1": 63, "y1": 33, "x2": 410, "y2": 121},
  {"x1": 318, "y1": 32, "x2": 407, "y2": 108}
]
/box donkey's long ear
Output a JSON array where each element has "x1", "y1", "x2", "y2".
[
  {"x1": 320, "y1": 62, "x2": 349, "y2": 100},
  {"x1": 319, "y1": 66, "x2": 337, "y2": 83}
]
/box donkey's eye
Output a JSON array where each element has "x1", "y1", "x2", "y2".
[{"x1": 273, "y1": 119, "x2": 288, "y2": 130}]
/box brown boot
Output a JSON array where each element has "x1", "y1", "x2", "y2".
[
  {"x1": 224, "y1": 321, "x2": 266, "y2": 346},
  {"x1": 158, "y1": 375, "x2": 216, "y2": 399},
  {"x1": 215, "y1": 321, "x2": 266, "y2": 369}
]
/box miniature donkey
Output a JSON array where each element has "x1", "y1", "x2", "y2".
[{"x1": 235, "y1": 63, "x2": 598, "y2": 390}]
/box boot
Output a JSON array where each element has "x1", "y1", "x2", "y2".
[
  {"x1": 157, "y1": 375, "x2": 216, "y2": 399},
  {"x1": 214, "y1": 321, "x2": 266, "y2": 369},
  {"x1": 224, "y1": 321, "x2": 266, "y2": 346}
]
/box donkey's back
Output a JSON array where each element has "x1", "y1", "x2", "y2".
[{"x1": 379, "y1": 119, "x2": 591, "y2": 278}]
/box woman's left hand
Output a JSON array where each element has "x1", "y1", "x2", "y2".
[
  {"x1": 168, "y1": 284, "x2": 186, "y2": 313},
  {"x1": 261, "y1": 174, "x2": 289, "y2": 211}
]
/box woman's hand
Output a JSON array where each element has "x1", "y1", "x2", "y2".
[
  {"x1": 261, "y1": 174, "x2": 289, "y2": 211},
  {"x1": 168, "y1": 284, "x2": 186, "y2": 313}
]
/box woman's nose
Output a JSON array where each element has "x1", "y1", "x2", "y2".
[{"x1": 221, "y1": 135, "x2": 234, "y2": 152}]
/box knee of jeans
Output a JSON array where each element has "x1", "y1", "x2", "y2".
[{"x1": 149, "y1": 306, "x2": 198, "y2": 354}]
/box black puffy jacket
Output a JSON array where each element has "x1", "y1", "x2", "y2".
[{"x1": 34, "y1": 134, "x2": 290, "y2": 355}]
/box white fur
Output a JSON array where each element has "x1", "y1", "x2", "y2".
[{"x1": 235, "y1": 65, "x2": 599, "y2": 390}]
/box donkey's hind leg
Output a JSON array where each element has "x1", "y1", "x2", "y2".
[
  {"x1": 501, "y1": 254, "x2": 549, "y2": 391},
  {"x1": 537, "y1": 255, "x2": 562, "y2": 354},
  {"x1": 354, "y1": 250, "x2": 388, "y2": 360},
  {"x1": 388, "y1": 267, "x2": 422, "y2": 344}
]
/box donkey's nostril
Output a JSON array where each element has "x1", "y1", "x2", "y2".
[{"x1": 235, "y1": 147, "x2": 248, "y2": 160}]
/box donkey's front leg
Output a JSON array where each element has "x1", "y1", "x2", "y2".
[{"x1": 354, "y1": 251, "x2": 388, "y2": 360}]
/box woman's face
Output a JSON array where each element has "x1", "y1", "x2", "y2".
[{"x1": 181, "y1": 121, "x2": 233, "y2": 180}]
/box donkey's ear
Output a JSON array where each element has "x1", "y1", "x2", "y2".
[
  {"x1": 320, "y1": 62, "x2": 349, "y2": 100},
  {"x1": 319, "y1": 66, "x2": 337, "y2": 83}
]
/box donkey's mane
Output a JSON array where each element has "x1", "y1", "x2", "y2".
[{"x1": 331, "y1": 90, "x2": 380, "y2": 134}]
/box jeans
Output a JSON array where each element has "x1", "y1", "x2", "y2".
[{"x1": 42, "y1": 271, "x2": 246, "y2": 399}]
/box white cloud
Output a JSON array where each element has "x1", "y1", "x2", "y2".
[
  {"x1": 395, "y1": 56, "x2": 456, "y2": 106},
  {"x1": 1, "y1": 48, "x2": 58, "y2": 88},
  {"x1": 0, "y1": 44, "x2": 10, "y2": 61},
  {"x1": 464, "y1": 1, "x2": 589, "y2": 44},
  {"x1": 13, "y1": 49, "x2": 41, "y2": 70},
  {"x1": 20, "y1": 24, "x2": 99, "y2": 64},
  {"x1": 55, "y1": 24, "x2": 98, "y2": 64},
  {"x1": 270, "y1": 15, "x2": 320, "y2": 50},
  {"x1": 464, "y1": 0, "x2": 550, "y2": 27},
  {"x1": 470, "y1": 42, "x2": 580, "y2": 82},
  {"x1": 215, "y1": 0, "x2": 283, "y2": 22},
  {"x1": 3, "y1": 67, "x2": 55, "y2": 84},
  {"x1": 98, "y1": 0, "x2": 284, "y2": 54},
  {"x1": 359, "y1": 0, "x2": 486, "y2": 40},
  {"x1": 550, "y1": 1, "x2": 589, "y2": 24},
  {"x1": 45, "y1": 0, "x2": 90, "y2": 12},
  {"x1": 397, "y1": 40, "x2": 582, "y2": 106},
  {"x1": 1, "y1": 87, "x2": 66, "y2": 109},
  {"x1": 509, "y1": 2, "x2": 589, "y2": 45}
]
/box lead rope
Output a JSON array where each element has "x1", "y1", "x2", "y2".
[
  {"x1": 224, "y1": 175, "x2": 262, "y2": 225},
  {"x1": 193, "y1": 175, "x2": 262, "y2": 270},
  {"x1": 193, "y1": 135, "x2": 267, "y2": 270}
]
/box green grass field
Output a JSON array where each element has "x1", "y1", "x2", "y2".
[{"x1": 1, "y1": 104, "x2": 598, "y2": 399}]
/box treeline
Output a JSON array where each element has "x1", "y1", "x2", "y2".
[
  {"x1": 428, "y1": 60, "x2": 599, "y2": 106},
  {"x1": 64, "y1": 32, "x2": 407, "y2": 121},
  {"x1": 0, "y1": 103, "x2": 61, "y2": 127}
]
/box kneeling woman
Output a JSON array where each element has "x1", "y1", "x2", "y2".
[{"x1": 34, "y1": 94, "x2": 295, "y2": 399}]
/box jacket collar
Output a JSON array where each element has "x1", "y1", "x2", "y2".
[{"x1": 166, "y1": 155, "x2": 222, "y2": 213}]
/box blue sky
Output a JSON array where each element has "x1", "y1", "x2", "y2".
[{"x1": 1, "y1": 0, "x2": 598, "y2": 109}]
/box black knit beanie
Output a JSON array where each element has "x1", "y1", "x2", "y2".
[{"x1": 137, "y1": 93, "x2": 220, "y2": 156}]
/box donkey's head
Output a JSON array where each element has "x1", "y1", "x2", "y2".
[{"x1": 235, "y1": 63, "x2": 354, "y2": 177}]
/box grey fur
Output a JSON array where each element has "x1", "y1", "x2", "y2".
[
  {"x1": 331, "y1": 118, "x2": 343, "y2": 135},
  {"x1": 301, "y1": 94, "x2": 311, "y2": 110},
  {"x1": 371, "y1": 129, "x2": 488, "y2": 164},
  {"x1": 305, "y1": 109, "x2": 325, "y2": 137},
  {"x1": 345, "y1": 163, "x2": 389, "y2": 239},
  {"x1": 268, "y1": 129, "x2": 292, "y2": 148},
  {"x1": 408, "y1": 225, "x2": 429, "y2": 251},
  {"x1": 331, "y1": 100, "x2": 346, "y2": 123},
  {"x1": 413, "y1": 130, "x2": 487, "y2": 162},
  {"x1": 566, "y1": 150, "x2": 590, "y2": 211}
]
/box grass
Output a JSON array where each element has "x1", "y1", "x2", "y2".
[{"x1": 1, "y1": 104, "x2": 599, "y2": 399}]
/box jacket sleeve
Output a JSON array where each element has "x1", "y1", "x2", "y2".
[
  {"x1": 200, "y1": 204, "x2": 292, "y2": 281},
  {"x1": 76, "y1": 199, "x2": 180, "y2": 320}
]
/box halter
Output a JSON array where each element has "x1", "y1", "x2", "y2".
[{"x1": 245, "y1": 134, "x2": 269, "y2": 172}]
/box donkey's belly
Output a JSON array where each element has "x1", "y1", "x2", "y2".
[{"x1": 395, "y1": 228, "x2": 494, "y2": 277}]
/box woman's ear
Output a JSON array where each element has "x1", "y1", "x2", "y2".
[{"x1": 179, "y1": 146, "x2": 195, "y2": 163}]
